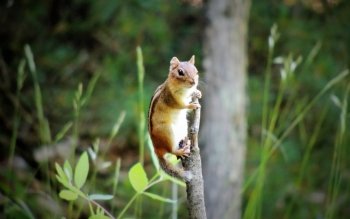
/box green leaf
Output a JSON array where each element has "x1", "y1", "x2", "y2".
[
  {"x1": 73, "y1": 99, "x2": 78, "y2": 111},
  {"x1": 59, "y1": 190, "x2": 78, "y2": 201},
  {"x1": 24, "y1": 44, "x2": 36, "y2": 75},
  {"x1": 74, "y1": 152, "x2": 89, "y2": 189},
  {"x1": 17, "y1": 59, "x2": 27, "y2": 90},
  {"x1": 82, "y1": 71, "x2": 101, "y2": 106},
  {"x1": 64, "y1": 161, "x2": 73, "y2": 181},
  {"x1": 54, "y1": 122, "x2": 73, "y2": 142},
  {"x1": 89, "y1": 214, "x2": 110, "y2": 219},
  {"x1": 109, "y1": 111, "x2": 126, "y2": 140},
  {"x1": 42, "y1": 118, "x2": 52, "y2": 143},
  {"x1": 75, "y1": 83, "x2": 83, "y2": 101},
  {"x1": 128, "y1": 162, "x2": 148, "y2": 193},
  {"x1": 55, "y1": 163, "x2": 68, "y2": 183},
  {"x1": 144, "y1": 192, "x2": 176, "y2": 203},
  {"x1": 56, "y1": 175, "x2": 69, "y2": 188},
  {"x1": 89, "y1": 194, "x2": 114, "y2": 201}
]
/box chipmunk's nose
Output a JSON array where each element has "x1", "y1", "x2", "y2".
[{"x1": 189, "y1": 79, "x2": 195, "y2": 85}]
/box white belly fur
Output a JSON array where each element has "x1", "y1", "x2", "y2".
[
  {"x1": 171, "y1": 86, "x2": 195, "y2": 150},
  {"x1": 171, "y1": 109, "x2": 188, "y2": 150}
]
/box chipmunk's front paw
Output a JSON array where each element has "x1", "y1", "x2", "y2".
[
  {"x1": 174, "y1": 145, "x2": 190, "y2": 158},
  {"x1": 192, "y1": 90, "x2": 202, "y2": 99},
  {"x1": 187, "y1": 102, "x2": 201, "y2": 109}
]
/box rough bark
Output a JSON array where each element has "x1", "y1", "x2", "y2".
[
  {"x1": 201, "y1": 0, "x2": 250, "y2": 218},
  {"x1": 182, "y1": 97, "x2": 207, "y2": 219}
]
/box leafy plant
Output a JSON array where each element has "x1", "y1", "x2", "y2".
[
  {"x1": 56, "y1": 152, "x2": 114, "y2": 219},
  {"x1": 56, "y1": 154, "x2": 185, "y2": 219},
  {"x1": 117, "y1": 162, "x2": 185, "y2": 219}
]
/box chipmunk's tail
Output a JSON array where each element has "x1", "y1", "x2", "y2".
[{"x1": 158, "y1": 157, "x2": 192, "y2": 182}]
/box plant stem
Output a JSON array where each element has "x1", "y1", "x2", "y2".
[
  {"x1": 136, "y1": 46, "x2": 145, "y2": 165},
  {"x1": 117, "y1": 193, "x2": 139, "y2": 219},
  {"x1": 261, "y1": 40, "x2": 274, "y2": 144},
  {"x1": 171, "y1": 182, "x2": 178, "y2": 219},
  {"x1": 111, "y1": 158, "x2": 121, "y2": 215}
]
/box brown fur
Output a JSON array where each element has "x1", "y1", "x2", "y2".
[{"x1": 148, "y1": 56, "x2": 199, "y2": 181}]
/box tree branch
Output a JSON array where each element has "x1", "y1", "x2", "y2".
[{"x1": 182, "y1": 97, "x2": 207, "y2": 219}]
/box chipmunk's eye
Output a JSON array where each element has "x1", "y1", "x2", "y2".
[{"x1": 178, "y1": 69, "x2": 185, "y2": 76}]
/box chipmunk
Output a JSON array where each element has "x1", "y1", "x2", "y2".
[{"x1": 148, "y1": 55, "x2": 202, "y2": 182}]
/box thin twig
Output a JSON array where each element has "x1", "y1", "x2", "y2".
[{"x1": 182, "y1": 97, "x2": 207, "y2": 219}]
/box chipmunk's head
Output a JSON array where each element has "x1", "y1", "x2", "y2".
[{"x1": 168, "y1": 55, "x2": 198, "y2": 88}]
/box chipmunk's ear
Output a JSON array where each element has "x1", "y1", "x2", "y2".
[
  {"x1": 170, "y1": 57, "x2": 180, "y2": 70},
  {"x1": 188, "y1": 55, "x2": 195, "y2": 65}
]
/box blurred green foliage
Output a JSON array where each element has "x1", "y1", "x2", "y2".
[
  {"x1": 0, "y1": 0, "x2": 203, "y2": 147},
  {"x1": 0, "y1": 0, "x2": 349, "y2": 218},
  {"x1": 247, "y1": 1, "x2": 350, "y2": 218}
]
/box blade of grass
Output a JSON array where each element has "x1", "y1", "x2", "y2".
[
  {"x1": 9, "y1": 59, "x2": 26, "y2": 168},
  {"x1": 244, "y1": 70, "x2": 349, "y2": 194},
  {"x1": 24, "y1": 44, "x2": 54, "y2": 201},
  {"x1": 245, "y1": 48, "x2": 287, "y2": 219},
  {"x1": 136, "y1": 46, "x2": 146, "y2": 165},
  {"x1": 81, "y1": 72, "x2": 101, "y2": 106},
  {"x1": 244, "y1": 70, "x2": 349, "y2": 219},
  {"x1": 260, "y1": 25, "x2": 278, "y2": 145},
  {"x1": 284, "y1": 105, "x2": 328, "y2": 218},
  {"x1": 24, "y1": 44, "x2": 51, "y2": 144},
  {"x1": 325, "y1": 84, "x2": 349, "y2": 219},
  {"x1": 70, "y1": 73, "x2": 101, "y2": 162},
  {"x1": 269, "y1": 69, "x2": 348, "y2": 154}
]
